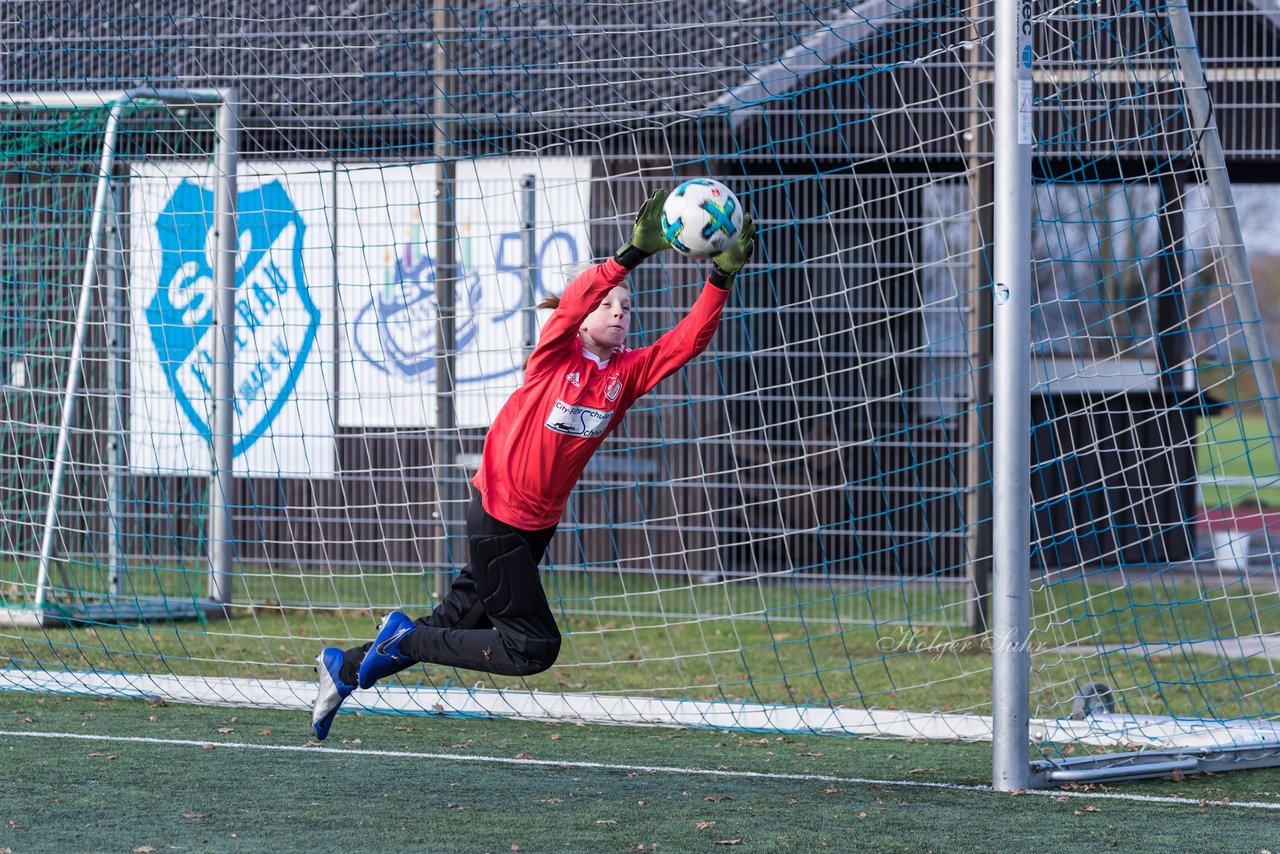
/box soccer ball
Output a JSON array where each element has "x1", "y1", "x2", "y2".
[{"x1": 661, "y1": 179, "x2": 743, "y2": 258}]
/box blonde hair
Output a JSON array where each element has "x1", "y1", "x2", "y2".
[{"x1": 562, "y1": 260, "x2": 595, "y2": 281}]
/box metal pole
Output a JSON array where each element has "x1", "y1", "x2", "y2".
[
  {"x1": 34, "y1": 97, "x2": 128, "y2": 609},
  {"x1": 1168, "y1": 4, "x2": 1280, "y2": 465},
  {"x1": 521, "y1": 174, "x2": 538, "y2": 359},
  {"x1": 990, "y1": 0, "x2": 1034, "y2": 792},
  {"x1": 1154, "y1": 170, "x2": 1199, "y2": 559},
  {"x1": 433, "y1": 2, "x2": 459, "y2": 603},
  {"x1": 208, "y1": 91, "x2": 239, "y2": 608},
  {"x1": 966, "y1": 1, "x2": 995, "y2": 636},
  {"x1": 106, "y1": 183, "x2": 127, "y2": 597}
]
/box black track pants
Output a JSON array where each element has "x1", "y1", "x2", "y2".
[{"x1": 340, "y1": 492, "x2": 560, "y2": 684}]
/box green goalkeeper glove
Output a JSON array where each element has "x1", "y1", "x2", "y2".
[
  {"x1": 709, "y1": 213, "x2": 756, "y2": 290},
  {"x1": 614, "y1": 189, "x2": 672, "y2": 269}
]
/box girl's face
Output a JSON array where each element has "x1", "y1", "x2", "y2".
[{"x1": 579, "y1": 285, "x2": 632, "y2": 359}]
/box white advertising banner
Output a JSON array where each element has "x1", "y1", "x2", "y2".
[
  {"x1": 335, "y1": 157, "x2": 593, "y2": 428},
  {"x1": 129, "y1": 161, "x2": 336, "y2": 476}
]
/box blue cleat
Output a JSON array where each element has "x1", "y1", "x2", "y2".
[
  {"x1": 358, "y1": 610, "x2": 417, "y2": 690},
  {"x1": 311, "y1": 647, "x2": 355, "y2": 741}
]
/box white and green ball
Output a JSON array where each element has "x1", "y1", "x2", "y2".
[{"x1": 661, "y1": 179, "x2": 743, "y2": 258}]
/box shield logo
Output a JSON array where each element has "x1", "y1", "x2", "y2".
[{"x1": 144, "y1": 178, "x2": 319, "y2": 456}]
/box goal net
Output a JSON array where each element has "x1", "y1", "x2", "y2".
[
  {"x1": 0, "y1": 92, "x2": 229, "y2": 625},
  {"x1": 1, "y1": 1, "x2": 1277, "y2": 781}
]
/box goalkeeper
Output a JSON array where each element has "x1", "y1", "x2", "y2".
[{"x1": 311, "y1": 189, "x2": 757, "y2": 739}]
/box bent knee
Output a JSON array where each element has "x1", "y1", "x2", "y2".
[{"x1": 511, "y1": 634, "x2": 561, "y2": 676}]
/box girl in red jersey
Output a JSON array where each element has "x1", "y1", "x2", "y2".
[{"x1": 311, "y1": 189, "x2": 756, "y2": 739}]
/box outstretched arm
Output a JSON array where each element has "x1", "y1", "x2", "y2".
[
  {"x1": 629, "y1": 214, "x2": 757, "y2": 396},
  {"x1": 525, "y1": 190, "x2": 672, "y2": 377}
]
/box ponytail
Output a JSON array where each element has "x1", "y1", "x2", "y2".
[{"x1": 521, "y1": 294, "x2": 563, "y2": 370}]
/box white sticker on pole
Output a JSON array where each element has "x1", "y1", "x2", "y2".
[{"x1": 1018, "y1": 79, "x2": 1034, "y2": 145}]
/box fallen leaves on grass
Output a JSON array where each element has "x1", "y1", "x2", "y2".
[
  {"x1": 182, "y1": 812, "x2": 210, "y2": 820},
  {"x1": 1072, "y1": 805, "x2": 1102, "y2": 816},
  {"x1": 704, "y1": 795, "x2": 732, "y2": 803},
  {"x1": 696, "y1": 821, "x2": 716, "y2": 830}
]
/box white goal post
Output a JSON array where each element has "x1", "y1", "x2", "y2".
[
  {"x1": 0, "y1": 88, "x2": 239, "y2": 628},
  {"x1": 992, "y1": 0, "x2": 1280, "y2": 789}
]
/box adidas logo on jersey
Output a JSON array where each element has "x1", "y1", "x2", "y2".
[{"x1": 566, "y1": 371, "x2": 581, "y2": 387}]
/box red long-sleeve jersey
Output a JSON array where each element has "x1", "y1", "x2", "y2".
[{"x1": 473, "y1": 257, "x2": 729, "y2": 530}]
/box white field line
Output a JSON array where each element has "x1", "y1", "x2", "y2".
[
  {"x1": 1, "y1": 728, "x2": 1278, "y2": 812},
  {"x1": 7, "y1": 669, "x2": 1280, "y2": 750}
]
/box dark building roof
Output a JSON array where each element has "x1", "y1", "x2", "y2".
[{"x1": 4, "y1": 1, "x2": 1278, "y2": 166}]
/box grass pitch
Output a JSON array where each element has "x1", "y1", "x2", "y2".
[{"x1": 2, "y1": 693, "x2": 1280, "y2": 853}]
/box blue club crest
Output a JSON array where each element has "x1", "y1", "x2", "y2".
[{"x1": 145, "y1": 178, "x2": 319, "y2": 456}]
